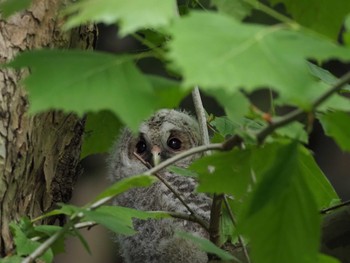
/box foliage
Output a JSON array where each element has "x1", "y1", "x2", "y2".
[
  {"x1": 0, "y1": 0, "x2": 31, "y2": 18},
  {"x1": 1, "y1": 0, "x2": 350, "y2": 262}
]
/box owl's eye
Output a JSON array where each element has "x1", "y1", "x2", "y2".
[
  {"x1": 167, "y1": 138, "x2": 182, "y2": 150},
  {"x1": 136, "y1": 140, "x2": 147, "y2": 154}
]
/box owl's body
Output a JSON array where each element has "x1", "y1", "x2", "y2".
[{"x1": 108, "y1": 109, "x2": 211, "y2": 263}]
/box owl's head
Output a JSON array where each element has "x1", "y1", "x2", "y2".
[{"x1": 126, "y1": 109, "x2": 201, "y2": 167}]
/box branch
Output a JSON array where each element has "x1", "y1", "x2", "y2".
[
  {"x1": 208, "y1": 194, "x2": 224, "y2": 246},
  {"x1": 192, "y1": 86, "x2": 226, "y2": 247},
  {"x1": 192, "y1": 86, "x2": 210, "y2": 146},
  {"x1": 167, "y1": 211, "x2": 209, "y2": 231},
  {"x1": 255, "y1": 70, "x2": 350, "y2": 145},
  {"x1": 133, "y1": 152, "x2": 210, "y2": 231},
  {"x1": 313, "y1": 71, "x2": 350, "y2": 108}
]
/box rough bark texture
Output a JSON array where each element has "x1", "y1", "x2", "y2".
[{"x1": 0, "y1": 0, "x2": 97, "y2": 255}]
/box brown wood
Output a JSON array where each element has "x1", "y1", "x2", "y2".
[{"x1": 0, "y1": 0, "x2": 96, "y2": 255}]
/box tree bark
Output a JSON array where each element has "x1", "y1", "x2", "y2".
[{"x1": 0, "y1": 0, "x2": 96, "y2": 255}]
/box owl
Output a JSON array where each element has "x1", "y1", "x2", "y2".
[{"x1": 108, "y1": 109, "x2": 212, "y2": 263}]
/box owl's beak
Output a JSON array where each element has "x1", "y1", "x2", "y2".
[{"x1": 151, "y1": 145, "x2": 161, "y2": 166}]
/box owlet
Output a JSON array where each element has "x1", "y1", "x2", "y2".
[{"x1": 108, "y1": 109, "x2": 212, "y2": 263}]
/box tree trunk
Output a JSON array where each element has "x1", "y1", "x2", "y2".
[{"x1": 0, "y1": 0, "x2": 96, "y2": 255}]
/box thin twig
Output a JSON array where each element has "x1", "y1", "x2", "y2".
[
  {"x1": 73, "y1": 221, "x2": 97, "y2": 230},
  {"x1": 132, "y1": 152, "x2": 210, "y2": 231},
  {"x1": 313, "y1": 71, "x2": 350, "y2": 108},
  {"x1": 256, "y1": 71, "x2": 350, "y2": 144},
  {"x1": 192, "y1": 86, "x2": 210, "y2": 146},
  {"x1": 224, "y1": 196, "x2": 251, "y2": 263},
  {"x1": 154, "y1": 173, "x2": 209, "y2": 229},
  {"x1": 168, "y1": 211, "x2": 209, "y2": 231}
]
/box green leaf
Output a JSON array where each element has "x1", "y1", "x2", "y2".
[
  {"x1": 0, "y1": 255, "x2": 23, "y2": 263},
  {"x1": 345, "y1": 14, "x2": 350, "y2": 47},
  {"x1": 190, "y1": 149, "x2": 252, "y2": 198},
  {"x1": 308, "y1": 63, "x2": 350, "y2": 90},
  {"x1": 167, "y1": 12, "x2": 350, "y2": 109},
  {"x1": 176, "y1": 232, "x2": 236, "y2": 261},
  {"x1": 0, "y1": 0, "x2": 31, "y2": 18},
  {"x1": 33, "y1": 225, "x2": 66, "y2": 255},
  {"x1": 267, "y1": 0, "x2": 350, "y2": 40},
  {"x1": 318, "y1": 253, "x2": 341, "y2": 263},
  {"x1": 274, "y1": 121, "x2": 308, "y2": 143},
  {"x1": 34, "y1": 225, "x2": 62, "y2": 237},
  {"x1": 56, "y1": 203, "x2": 83, "y2": 216},
  {"x1": 251, "y1": 142, "x2": 338, "y2": 209},
  {"x1": 10, "y1": 223, "x2": 53, "y2": 263},
  {"x1": 167, "y1": 166, "x2": 199, "y2": 177},
  {"x1": 318, "y1": 111, "x2": 350, "y2": 152},
  {"x1": 8, "y1": 49, "x2": 159, "y2": 130},
  {"x1": 211, "y1": 0, "x2": 252, "y2": 21},
  {"x1": 308, "y1": 63, "x2": 350, "y2": 109},
  {"x1": 16, "y1": 217, "x2": 36, "y2": 237},
  {"x1": 84, "y1": 205, "x2": 168, "y2": 235},
  {"x1": 297, "y1": 145, "x2": 338, "y2": 209},
  {"x1": 147, "y1": 75, "x2": 188, "y2": 108},
  {"x1": 94, "y1": 174, "x2": 157, "y2": 201},
  {"x1": 63, "y1": 0, "x2": 177, "y2": 36},
  {"x1": 220, "y1": 204, "x2": 237, "y2": 245},
  {"x1": 81, "y1": 110, "x2": 122, "y2": 158},
  {"x1": 205, "y1": 89, "x2": 250, "y2": 124},
  {"x1": 71, "y1": 228, "x2": 92, "y2": 255},
  {"x1": 209, "y1": 116, "x2": 238, "y2": 138},
  {"x1": 33, "y1": 208, "x2": 67, "y2": 221},
  {"x1": 241, "y1": 142, "x2": 321, "y2": 263}
]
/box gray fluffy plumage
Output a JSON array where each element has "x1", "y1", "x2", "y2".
[{"x1": 108, "y1": 109, "x2": 212, "y2": 263}]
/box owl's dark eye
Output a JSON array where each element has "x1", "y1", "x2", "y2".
[
  {"x1": 136, "y1": 140, "x2": 147, "y2": 154},
  {"x1": 167, "y1": 138, "x2": 182, "y2": 150}
]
